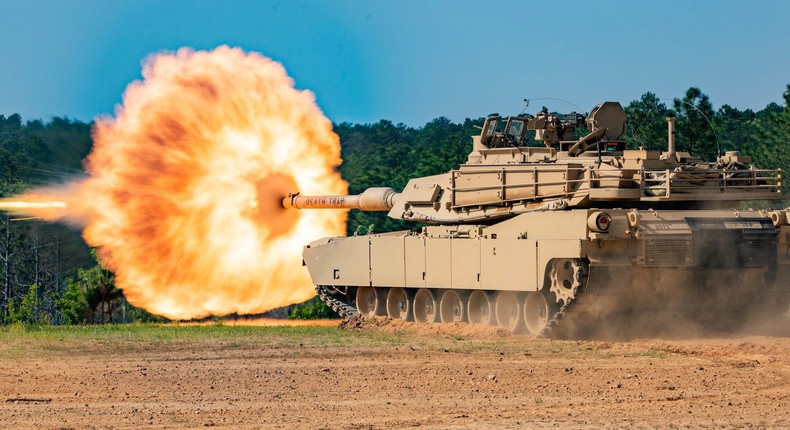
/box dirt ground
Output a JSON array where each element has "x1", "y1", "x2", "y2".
[{"x1": 1, "y1": 317, "x2": 789, "y2": 429}]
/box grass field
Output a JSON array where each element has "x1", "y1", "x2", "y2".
[
  {"x1": 0, "y1": 321, "x2": 404, "y2": 358},
  {"x1": 0, "y1": 319, "x2": 640, "y2": 359}
]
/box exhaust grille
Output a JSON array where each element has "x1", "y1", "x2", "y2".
[
  {"x1": 686, "y1": 218, "x2": 777, "y2": 268},
  {"x1": 739, "y1": 236, "x2": 777, "y2": 267},
  {"x1": 643, "y1": 236, "x2": 693, "y2": 268}
]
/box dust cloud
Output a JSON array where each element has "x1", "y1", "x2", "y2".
[{"x1": 558, "y1": 265, "x2": 790, "y2": 341}]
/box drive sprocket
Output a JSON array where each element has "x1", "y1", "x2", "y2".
[
  {"x1": 541, "y1": 258, "x2": 588, "y2": 338},
  {"x1": 549, "y1": 259, "x2": 583, "y2": 306}
]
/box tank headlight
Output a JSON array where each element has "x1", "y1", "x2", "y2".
[{"x1": 588, "y1": 211, "x2": 612, "y2": 232}]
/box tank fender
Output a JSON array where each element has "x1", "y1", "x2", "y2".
[{"x1": 302, "y1": 235, "x2": 372, "y2": 286}]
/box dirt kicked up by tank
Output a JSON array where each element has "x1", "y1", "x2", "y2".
[{"x1": 284, "y1": 101, "x2": 790, "y2": 337}]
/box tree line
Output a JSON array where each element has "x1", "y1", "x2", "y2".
[
  {"x1": 0, "y1": 115, "x2": 160, "y2": 324},
  {"x1": 1, "y1": 86, "x2": 788, "y2": 324}
]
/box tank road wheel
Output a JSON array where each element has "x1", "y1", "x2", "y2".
[
  {"x1": 440, "y1": 290, "x2": 466, "y2": 323},
  {"x1": 467, "y1": 290, "x2": 494, "y2": 325},
  {"x1": 549, "y1": 259, "x2": 582, "y2": 306},
  {"x1": 413, "y1": 289, "x2": 438, "y2": 323},
  {"x1": 386, "y1": 288, "x2": 413, "y2": 321},
  {"x1": 356, "y1": 287, "x2": 384, "y2": 318},
  {"x1": 523, "y1": 292, "x2": 551, "y2": 336},
  {"x1": 495, "y1": 291, "x2": 522, "y2": 333}
]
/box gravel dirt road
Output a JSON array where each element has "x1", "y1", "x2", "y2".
[{"x1": 1, "y1": 318, "x2": 789, "y2": 429}]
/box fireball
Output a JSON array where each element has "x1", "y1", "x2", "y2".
[{"x1": 2, "y1": 46, "x2": 348, "y2": 319}]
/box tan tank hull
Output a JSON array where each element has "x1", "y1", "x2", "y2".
[{"x1": 302, "y1": 208, "x2": 790, "y2": 335}]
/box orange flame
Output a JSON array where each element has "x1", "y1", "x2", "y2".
[{"x1": 6, "y1": 46, "x2": 348, "y2": 319}]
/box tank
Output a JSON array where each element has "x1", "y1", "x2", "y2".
[{"x1": 283, "y1": 101, "x2": 790, "y2": 336}]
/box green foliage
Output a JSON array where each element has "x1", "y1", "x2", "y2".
[
  {"x1": 288, "y1": 297, "x2": 338, "y2": 320},
  {"x1": 749, "y1": 84, "x2": 790, "y2": 177},
  {"x1": 0, "y1": 115, "x2": 94, "y2": 325},
  {"x1": 130, "y1": 307, "x2": 168, "y2": 323},
  {"x1": 51, "y1": 249, "x2": 130, "y2": 325},
  {"x1": 624, "y1": 92, "x2": 674, "y2": 151},
  {"x1": 714, "y1": 104, "x2": 757, "y2": 154},
  {"x1": 57, "y1": 281, "x2": 90, "y2": 324},
  {"x1": 624, "y1": 86, "x2": 789, "y2": 196},
  {"x1": 335, "y1": 117, "x2": 482, "y2": 235},
  {"x1": 75, "y1": 259, "x2": 122, "y2": 324},
  {"x1": 354, "y1": 224, "x2": 376, "y2": 235},
  {"x1": 673, "y1": 87, "x2": 718, "y2": 159},
  {"x1": 6, "y1": 284, "x2": 44, "y2": 325}
]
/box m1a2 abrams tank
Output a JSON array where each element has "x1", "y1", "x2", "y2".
[{"x1": 283, "y1": 102, "x2": 790, "y2": 336}]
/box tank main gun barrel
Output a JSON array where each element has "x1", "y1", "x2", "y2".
[{"x1": 282, "y1": 187, "x2": 401, "y2": 211}]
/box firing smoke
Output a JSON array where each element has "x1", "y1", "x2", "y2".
[{"x1": 1, "y1": 46, "x2": 348, "y2": 319}]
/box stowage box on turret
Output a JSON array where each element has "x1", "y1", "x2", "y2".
[{"x1": 283, "y1": 102, "x2": 789, "y2": 336}]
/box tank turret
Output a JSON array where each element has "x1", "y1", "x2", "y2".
[
  {"x1": 285, "y1": 101, "x2": 790, "y2": 337},
  {"x1": 287, "y1": 102, "x2": 782, "y2": 224}
]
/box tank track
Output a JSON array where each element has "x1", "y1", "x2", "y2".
[
  {"x1": 316, "y1": 285, "x2": 358, "y2": 318},
  {"x1": 316, "y1": 259, "x2": 588, "y2": 338},
  {"x1": 540, "y1": 259, "x2": 587, "y2": 338}
]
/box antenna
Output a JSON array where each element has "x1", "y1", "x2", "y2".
[
  {"x1": 518, "y1": 99, "x2": 530, "y2": 115},
  {"x1": 679, "y1": 100, "x2": 721, "y2": 158},
  {"x1": 524, "y1": 97, "x2": 584, "y2": 113},
  {"x1": 631, "y1": 96, "x2": 721, "y2": 157}
]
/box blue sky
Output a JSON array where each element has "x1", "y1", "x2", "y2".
[{"x1": 1, "y1": 0, "x2": 788, "y2": 126}]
